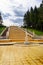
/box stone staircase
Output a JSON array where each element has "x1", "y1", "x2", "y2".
[{"x1": 9, "y1": 26, "x2": 32, "y2": 41}]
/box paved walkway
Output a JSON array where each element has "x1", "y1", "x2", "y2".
[{"x1": 0, "y1": 44, "x2": 43, "y2": 65}]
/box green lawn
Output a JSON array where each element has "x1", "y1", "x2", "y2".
[
  {"x1": 27, "y1": 28, "x2": 43, "y2": 36},
  {"x1": 0, "y1": 26, "x2": 6, "y2": 34}
]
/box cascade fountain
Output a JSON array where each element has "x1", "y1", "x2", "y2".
[{"x1": 24, "y1": 29, "x2": 29, "y2": 44}]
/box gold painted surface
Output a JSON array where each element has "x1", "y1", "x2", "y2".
[
  {"x1": 9, "y1": 26, "x2": 32, "y2": 40},
  {"x1": 0, "y1": 44, "x2": 43, "y2": 65}
]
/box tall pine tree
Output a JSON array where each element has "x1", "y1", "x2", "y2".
[
  {"x1": 23, "y1": 10, "x2": 31, "y2": 27},
  {"x1": 0, "y1": 12, "x2": 3, "y2": 26},
  {"x1": 34, "y1": 6, "x2": 39, "y2": 29},
  {"x1": 30, "y1": 7, "x2": 34, "y2": 28}
]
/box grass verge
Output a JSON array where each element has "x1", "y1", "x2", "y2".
[
  {"x1": 27, "y1": 28, "x2": 43, "y2": 36},
  {"x1": 0, "y1": 26, "x2": 6, "y2": 34}
]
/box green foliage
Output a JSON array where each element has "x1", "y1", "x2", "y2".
[
  {"x1": 23, "y1": 10, "x2": 31, "y2": 27},
  {"x1": 0, "y1": 12, "x2": 3, "y2": 25},
  {"x1": 23, "y1": 4, "x2": 43, "y2": 31},
  {"x1": 30, "y1": 7, "x2": 35, "y2": 28},
  {"x1": 0, "y1": 26, "x2": 6, "y2": 34},
  {"x1": 27, "y1": 28, "x2": 43, "y2": 35}
]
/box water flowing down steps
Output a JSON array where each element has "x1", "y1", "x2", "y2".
[
  {"x1": 0, "y1": 26, "x2": 43, "y2": 43},
  {"x1": 9, "y1": 26, "x2": 33, "y2": 41}
]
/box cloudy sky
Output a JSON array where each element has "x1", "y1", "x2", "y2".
[{"x1": 0, "y1": 0, "x2": 42, "y2": 26}]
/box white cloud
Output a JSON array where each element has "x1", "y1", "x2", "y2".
[
  {"x1": 0, "y1": 0, "x2": 11, "y2": 13},
  {"x1": 0, "y1": 0, "x2": 41, "y2": 26},
  {"x1": 2, "y1": 19, "x2": 20, "y2": 27}
]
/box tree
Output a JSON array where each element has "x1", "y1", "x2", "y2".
[
  {"x1": 38, "y1": 6, "x2": 43, "y2": 31},
  {"x1": 34, "y1": 6, "x2": 39, "y2": 29},
  {"x1": 23, "y1": 10, "x2": 31, "y2": 28},
  {"x1": 0, "y1": 12, "x2": 3, "y2": 26},
  {"x1": 40, "y1": 0, "x2": 43, "y2": 7},
  {"x1": 23, "y1": 0, "x2": 43, "y2": 31},
  {"x1": 30, "y1": 7, "x2": 34, "y2": 28},
  {"x1": 23, "y1": 13, "x2": 27, "y2": 27}
]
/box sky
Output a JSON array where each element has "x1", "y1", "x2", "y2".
[{"x1": 0, "y1": 0, "x2": 42, "y2": 27}]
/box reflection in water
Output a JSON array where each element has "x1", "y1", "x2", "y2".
[{"x1": 0, "y1": 44, "x2": 14, "y2": 46}]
